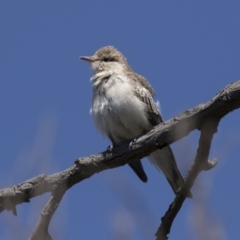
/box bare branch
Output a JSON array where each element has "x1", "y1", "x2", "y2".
[
  {"x1": 0, "y1": 174, "x2": 47, "y2": 215},
  {"x1": 29, "y1": 187, "x2": 66, "y2": 240},
  {"x1": 155, "y1": 122, "x2": 218, "y2": 240}
]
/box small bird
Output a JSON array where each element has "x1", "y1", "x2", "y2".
[{"x1": 81, "y1": 46, "x2": 190, "y2": 197}]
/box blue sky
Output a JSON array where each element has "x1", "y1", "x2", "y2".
[{"x1": 1, "y1": 1, "x2": 240, "y2": 239}]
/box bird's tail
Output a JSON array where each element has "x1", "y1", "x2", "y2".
[
  {"x1": 128, "y1": 160, "x2": 148, "y2": 182},
  {"x1": 149, "y1": 146, "x2": 192, "y2": 198}
]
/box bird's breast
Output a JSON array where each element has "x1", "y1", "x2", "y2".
[{"x1": 91, "y1": 74, "x2": 152, "y2": 143}]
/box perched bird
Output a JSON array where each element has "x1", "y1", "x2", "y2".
[{"x1": 81, "y1": 46, "x2": 190, "y2": 197}]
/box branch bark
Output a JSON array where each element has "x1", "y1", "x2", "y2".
[{"x1": 0, "y1": 80, "x2": 240, "y2": 239}]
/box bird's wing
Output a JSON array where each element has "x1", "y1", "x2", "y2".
[
  {"x1": 127, "y1": 73, "x2": 192, "y2": 197},
  {"x1": 131, "y1": 77, "x2": 163, "y2": 126}
]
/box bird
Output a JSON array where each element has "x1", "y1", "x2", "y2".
[{"x1": 80, "y1": 46, "x2": 191, "y2": 197}]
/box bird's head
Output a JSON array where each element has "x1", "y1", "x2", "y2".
[{"x1": 80, "y1": 46, "x2": 130, "y2": 74}]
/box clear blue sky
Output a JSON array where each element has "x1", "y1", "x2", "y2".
[{"x1": 1, "y1": 1, "x2": 240, "y2": 239}]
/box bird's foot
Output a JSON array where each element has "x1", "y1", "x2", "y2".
[
  {"x1": 107, "y1": 144, "x2": 114, "y2": 153},
  {"x1": 129, "y1": 138, "x2": 138, "y2": 151}
]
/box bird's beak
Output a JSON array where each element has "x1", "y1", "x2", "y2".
[{"x1": 80, "y1": 56, "x2": 94, "y2": 62}]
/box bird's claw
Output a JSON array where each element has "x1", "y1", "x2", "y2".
[
  {"x1": 107, "y1": 145, "x2": 114, "y2": 153},
  {"x1": 129, "y1": 138, "x2": 138, "y2": 150}
]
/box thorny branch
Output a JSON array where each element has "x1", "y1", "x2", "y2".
[{"x1": 0, "y1": 80, "x2": 240, "y2": 239}]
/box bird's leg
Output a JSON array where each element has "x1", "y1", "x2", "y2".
[
  {"x1": 129, "y1": 137, "x2": 139, "y2": 151},
  {"x1": 107, "y1": 135, "x2": 117, "y2": 153}
]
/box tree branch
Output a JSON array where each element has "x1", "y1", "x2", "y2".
[
  {"x1": 155, "y1": 121, "x2": 218, "y2": 240},
  {"x1": 0, "y1": 80, "x2": 240, "y2": 238},
  {"x1": 29, "y1": 187, "x2": 66, "y2": 240}
]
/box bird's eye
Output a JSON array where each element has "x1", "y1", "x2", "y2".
[{"x1": 103, "y1": 57, "x2": 109, "y2": 62}]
